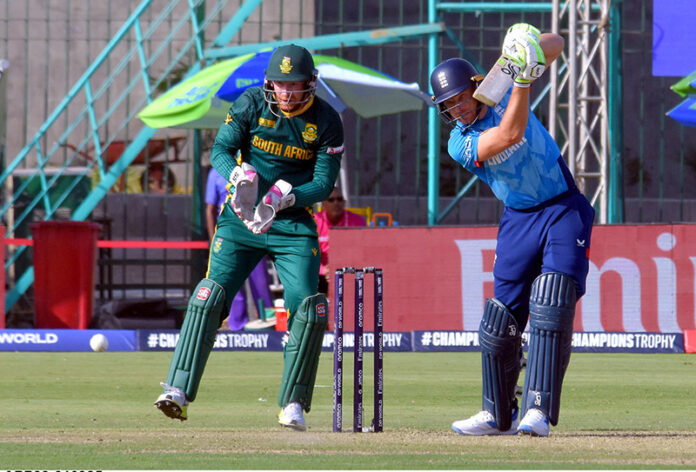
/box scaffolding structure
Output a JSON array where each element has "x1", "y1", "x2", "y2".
[{"x1": 552, "y1": 0, "x2": 613, "y2": 223}]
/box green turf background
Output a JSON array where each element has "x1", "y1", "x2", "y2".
[{"x1": 1, "y1": 351, "x2": 695, "y2": 469}]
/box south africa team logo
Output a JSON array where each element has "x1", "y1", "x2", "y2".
[
  {"x1": 302, "y1": 123, "x2": 318, "y2": 143},
  {"x1": 280, "y1": 56, "x2": 293, "y2": 74},
  {"x1": 213, "y1": 237, "x2": 223, "y2": 253}
]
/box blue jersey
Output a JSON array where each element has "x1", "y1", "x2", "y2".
[
  {"x1": 205, "y1": 167, "x2": 230, "y2": 210},
  {"x1": 448, "y1": 89, "x2": 569, "y2": 209}
]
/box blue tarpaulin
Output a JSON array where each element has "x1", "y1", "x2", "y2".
[{"x1": 653, "y1": 0, "x2": 696, "y2": 77}]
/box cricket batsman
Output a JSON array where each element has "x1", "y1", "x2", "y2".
[
  {"x1": 429, "y1": 24, "x2": 595, "y2": 436},
  {"x1": 154, "y1": 44, "x2": 344, "y2": 431}
]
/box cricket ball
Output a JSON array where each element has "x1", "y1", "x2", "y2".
[{"x1": 89, "y1": 333, "x2": 109, "y2": 352}]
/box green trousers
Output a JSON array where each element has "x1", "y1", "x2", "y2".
[
  {"x1": 165, "y1": 206, "x2": 322, "y2": 402},
  {"x1": 208, "y1": 207, "x2": 321, "y2": 320}
]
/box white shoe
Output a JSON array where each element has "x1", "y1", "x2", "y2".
[
  {"x1": 278, "y1": 402, "x2": 306, "y2": 431},
  {"x1": 154, "y1": 382, "x2": 189, "y2": 421},
  {"x1": 451, "y1": 408, "x2": 519, "y2": 436},
  {"x1": 517, "y1": 408, "x2": 550, "y2": 437}
]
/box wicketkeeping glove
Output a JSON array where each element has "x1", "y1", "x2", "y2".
[
  {"x1": 245, "y1": 179, "x2": 296, "y2": 235},
  {"x1": 229, "y1": 162, "x2": 258, "y2": 222}
]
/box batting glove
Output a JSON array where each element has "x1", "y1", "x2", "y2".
[
  {"x1": 518, "y1": 34, "x2": 546, "y2": 81},
  {"x1": 245, "y1": 179, "x2": 295, "y2": 234},
  {"x1": 504, "y1": 23, "x2": 542, "y2": 49},
  {"x1": 229, "y1": 162, "x2": 258, "y2": 222},
  {"x1": 503, "y1": 33, "x2": 546, "y2": 87},
  {"x1": 504, "y1": 24, "x2": 546, "y2": 83}
]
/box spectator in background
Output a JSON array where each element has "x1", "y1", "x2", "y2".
[
  {"x1": 141, "y1": 161, "x2": 183, "y2": 194},
  {"x1": 205, "y1": 167, "x2": 273, "y2": 330},
  {"x1": 313, "y1": 186, "x2": 366, "y2": 294}
]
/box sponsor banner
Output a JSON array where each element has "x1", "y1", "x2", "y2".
[
  {"x1": 321, "y1": 331, "x2": 412, "y2": 353},
  {"x1": 0, "y1": 329, "x2": 136, "y2": 351},
  {"x1": 413, "y1": 330, "x2": 685, "y2": 354},
  {"x1": 330, "y1": 225, "x2": 696, "y2": 333},
  {"x1": 139, "y1": 330, "x2": 284, "y2": 351},
  {"x1": 139, "y1": 330, "x2": 412, "y2": 352},
  {"x1": 414, "y1": 330, "x2": 481, "y2": 352},
  {"x1": 0, "y1": 329, "x2": 682, "y2": 353},
  {"x1": 571, "y1": 332, "x2": 684, "y2": 354}
]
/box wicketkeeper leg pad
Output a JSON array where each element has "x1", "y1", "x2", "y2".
[
  {"x1": 479, "y1": 298, "x2": 522, "y2": 431},
  {"x1": 278, "y1": 293, "x2": 329, "y2": 412},
  {"x1": 522, "y1": 272, "x2": 577, "y2": 425},
  {"x1": 166, "y1": 278, "x2": 226, "y2": 402}
]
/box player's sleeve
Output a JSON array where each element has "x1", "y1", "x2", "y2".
[
  {"x1": 210, "y1": 90, "x2": 254, "y2": 180},
  {"x1": 291, "y1": 110, "x2": 344, "y2": 207},
  {"x1": 448, "y1": 129, "x2": 480, "y2": 170}
]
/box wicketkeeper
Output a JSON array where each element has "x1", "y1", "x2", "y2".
[
  {"x1": 155, "y1": 44, "x2": 344, "y2": 431},
  {"x1": 430, "y1": 24, "x2": 595, "y2": 436}
]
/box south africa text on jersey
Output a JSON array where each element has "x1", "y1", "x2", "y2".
[{"x1": 252, "y1": 135, "x2": 316, "y2": 160}]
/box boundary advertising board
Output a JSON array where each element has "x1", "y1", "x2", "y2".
[{"x1": 330, "y1": 224, "x2": 696, "y2": 333}]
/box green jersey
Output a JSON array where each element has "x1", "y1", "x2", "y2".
[{"x1": 211, "y1": 87, "x2": 344, "y2": 235}]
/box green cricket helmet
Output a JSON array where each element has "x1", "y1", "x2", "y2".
[{"x1": 263, "y1": 44, "x2": 318, "y2": 116}]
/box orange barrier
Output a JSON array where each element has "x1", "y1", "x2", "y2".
[
  {"x1": 371, "y1": 212, "x2": 393, "y2": 226},
  {"x1": 684, "y1": 330, "x2": 696, "y2": 354}
]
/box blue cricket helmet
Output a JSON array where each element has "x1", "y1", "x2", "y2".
[
  {"x1": 430, "y1": 58, "x2": 484, "y2": 126},
  {"x1": 430, "y1": 58, "x2": 481, "y2": 104}
]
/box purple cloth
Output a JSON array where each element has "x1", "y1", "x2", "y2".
[
  {"x1": 205, "y1": 167, "x2": 229, "y2": 207},
  {"x1": 205, "y1": 168, "x2": 273, "y2": 330}
]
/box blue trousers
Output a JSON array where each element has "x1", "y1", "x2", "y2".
[{"x1": 493, "y1": 190, "x2": 595, "y2": 330}]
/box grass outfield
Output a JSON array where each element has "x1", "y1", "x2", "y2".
[{"x1": 0, "y1": 351, "x2": 695, "y2": 469}]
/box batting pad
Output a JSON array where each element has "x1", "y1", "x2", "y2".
[
  {"x1": 166, "y1": 278, "x2": 225, "y2": 402},
  {"x1": 522, "y1": 272, "x2": 577, "y2": 425},
  {"x1": 479, "y1": 298, "x2": 522, "y2": 431},
  {"x1": 278, "y1": 293, "x2": 329, "y2": 412}
]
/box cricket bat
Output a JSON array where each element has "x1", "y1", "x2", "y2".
[{"x1": 472, "y1": 55, "x2": 518, "y2": 107}]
